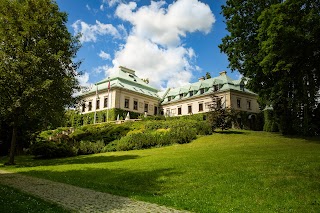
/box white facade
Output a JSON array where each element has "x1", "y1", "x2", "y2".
[{"x1": 79, "y1": 67, "x2": 260, "y2": 118}]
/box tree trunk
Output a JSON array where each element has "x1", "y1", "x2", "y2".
[{"x1": 8, "y1": 125, "x2": 17, "y2": 165}]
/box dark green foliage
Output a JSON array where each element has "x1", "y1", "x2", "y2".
[
  {"x1": 77, "y1": 140, "x2": 105, "y2": 155},
  {"x1": 233, "y1": 111, "x2": 264, "y2": 131},
  {"x1": 30, "y1": 140, "x2": 77, "y2": 158},
  {"x1": 0, "y1": 0, "x2": 81, "y2": 164},
  {"x1": 263, "y1": 110, "x2": 279, "y2": 132},
  {"x1": 207, "y1": 108, "x2": 235, "y2": 131},
  {"x1": 33, "y1": 118, "x2": 211, "y2": 157},
  {"x1": 64, "y1": 108, "x2": 142, "y2": 127},
  {"x1": 141, "y1": 115, "x2": 166, "y2": 121},
  {"x1": 220, "y1": 0, "x2": 320, "y2": 135},
  {"x1": 195, "y1": 121, "x2": 213, "y2": 135}
]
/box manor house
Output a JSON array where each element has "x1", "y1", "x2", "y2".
[{"x1": 79, "y1": 66, "x2": 260, "y2": 117}]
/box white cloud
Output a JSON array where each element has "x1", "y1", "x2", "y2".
[
  {"x1": 115, "y1": 0, "x2": 215, "y2": 47},
  {"x1": 86, "y1": 4, "x2": 91, "y2": 11},
  {"x1": 105, "y1": 0, "x2": 123, "y2": 7},
  {"x1": 93, "y1": 65, "x2": 110, "y2": 74},
  {"x1": 72, "y1": 20, "x2": 121, "y2": 43},
  {"x1": 77, "y1": 72, "x2": 91, "y2": 88},
  {"x1": 105, "y1": 0, "x2": 215, "y2": 88},
  {"x1": 98, "y1": 50, "x2": 111, "y2": 60},
  {"x1": 109, "y1": 35, "x2": 196, "y2": 89}
]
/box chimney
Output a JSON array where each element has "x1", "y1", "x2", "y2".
[
  {"x1": 198, "y1": 76, "x2": 205, "y2": 81},
  {"x1": 219, "y1": 71, "x2": 227, "y2": 76}
]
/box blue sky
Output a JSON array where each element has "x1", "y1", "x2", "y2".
[{"x1": 56, "y1": 0, "x2": 240, "y2": 90}]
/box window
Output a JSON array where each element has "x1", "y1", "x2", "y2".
[
  {"x1": 104, "y1": 97, "x2": 108, "y2": 108},
  {"x1": 178, "y1": 107, "x2": 182, "y2": 115},
  {"x1": 237, "y1": 99, "x2": 241, "y2": 108},
  {"x1": 247, "y1": 100, "x2": 251, "y2": 110},
  {"x1": 171, "y1": 109, "x2": 176, "y2": 115},
  {"x1": 188, "y1": 105, "x2": 192, "y2": 114},
  {"x1": 200, "y1": 88, "x2": 205, "y2": 94},
  {"x1": 189, "y1": 91, "x2": 194, "y2": 97},
  {"x1": 144, "y1": 103, "x2": 148, "y2": 112},
  {"x1": 134, "y1": 100, "x2": 138, "y2": 110},
  {"x1": 88, "y1": 101, "x2": 92, "y2": 111},
  {"x1": 199, "y1": 103, "x2": 203, "y2": 112},
  {"x1": 96, "y1": 99, "x2": 100, "y2": 110},
  {"x1": 166, "y1": 109, "x2": 170, "y2": 116},
  {"x1": 179, "y1": 94, "x2": 183, "y2": 99},
  {"x1": 124, "y1": 98, "x2": 129, "y2": 108},
  {"x1": 168, "y1": 96, "x2": 171, "y2": 101},
  {"x1": 154, "y1": 106, "x2": 158, "y2": 115},
  {"x1": 82, "y1": 103, "x2": 86, "y2": 112},
  {"x1": 240, "y1": 83, "x2": 245, "y2": 91}
]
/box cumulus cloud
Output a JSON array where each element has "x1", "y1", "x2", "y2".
[
  {"x1": 72, "y1": 20, "x2": 121, "y2": 43},
  {"x1": 106, "y1": 0, "x2": 215, "y2": 88},
  {"x1": 93, "y1": 65, "x2": 110, "y2": 74},
  {"x1": 115, "y1": 0, "x2": 214, "y2": 47},
  {"x1": 104, "y1": 0, "x2": 123, "y2": 7},
  {"x1": 77, "y1": 72, "x2": 90, "y2": 86},
  {"x1": 98, "y1": 51, "x2": 111, "y2": 60}
]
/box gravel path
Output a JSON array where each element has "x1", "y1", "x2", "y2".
[{"x1": 0, "y1": 170, "x2": 189, "y2": 213}]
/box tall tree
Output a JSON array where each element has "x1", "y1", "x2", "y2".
[
  {"x1": 220, "y1": 0, "x2": 320, "y2": 135},
  {"x1": 0, "y1": 0, "x2": 81, "y2": 164}
]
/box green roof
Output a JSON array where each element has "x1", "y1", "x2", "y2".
[
  {"x1": 81, "y1": 66, "x2": 159, "y2": 98},
  {"x1": 80, "y1": 67, "x2": 257, "y2": 104},
  {"x1": 161, "y1": 72, "x2": 257, "y2": 104}
]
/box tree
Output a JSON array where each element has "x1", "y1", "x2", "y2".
[
  {"x1": 220, "y1": 0, "x2": 320, "y2": 135},
  {"x1": 0, "y1": 0, "x2": 81, "y2": 164},
  {"x1": 207, "y1": 95, "x2": 235, "y2": 131}
]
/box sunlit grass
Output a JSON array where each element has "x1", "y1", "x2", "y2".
[{"x1": 1, "y1": 130, "x2": 320, "y2": 212}]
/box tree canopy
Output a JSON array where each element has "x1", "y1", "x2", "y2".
[
  {"x1": 0, "y1": 0, "x2": 81, "y2": 164},
  {"x1": 220, "y1": 0, "x2": 320, "y2": 135}
]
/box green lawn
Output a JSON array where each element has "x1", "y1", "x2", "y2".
[
  {"x1": 0, "y1": 184, "x2": 70, "y2": 213},
  {"x1": 1, "y1": 130, "x2": 320, "y2": 212}
]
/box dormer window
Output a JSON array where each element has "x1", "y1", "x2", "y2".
[
  {"x1": 179, "y1": 94, "x2": 183, "y2": 99},
  {"x1": 240, "y1": 83, "x2": 245, "y2": 91},
  {"x1": 168, "y1": 96, "x2": 172, "y2": 101},
  {"x1": 189, "y1": 91, "x2": 194, "y2": 97},
  {"x1": 200, "y1": 88, "x2": 205, "y2": 94}
]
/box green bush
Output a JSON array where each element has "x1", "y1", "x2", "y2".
[
  {"x1": 30, "y1": 140, "x2": 77, "y2": 158},
  {"x1": 77, "y1": 140, "x2": 105, "y2": 155},
  {"x1": 195, "y1": 121, "x2": 213, "y2": 135},
  {"x1": 169, "y1": 125, "x2": 197, "y2": 144}
]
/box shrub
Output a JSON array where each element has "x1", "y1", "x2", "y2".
[
  {"x1": 30, "y1": 139, "x2": 77, "y2": 158},
  {"x1": 77, "y1": 140, "x2": 105, "y2": 155},
  {"x1": 169, "y1": 125, "x2": 197, "y2": 144},
  {"x1": 195, "y1": 121, "x2": 213, "y2": 135}
]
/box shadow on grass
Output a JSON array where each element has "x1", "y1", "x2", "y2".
[
  {"x1": 282, "y1": 135, "x2": 320, "y2": 144},
  {"x1": 1, "y1": 155, "x2": 140, "y2": 168},
  {"x1": 9, "y1": 167, "x2": 182, "y2": 212},
  {"x1": 214, "y1": 130, "x2": 246, "y2": 135}
]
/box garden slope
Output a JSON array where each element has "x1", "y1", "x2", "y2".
[{"x1": 2, "y1": 130, "x2": 320, "y2": 212}]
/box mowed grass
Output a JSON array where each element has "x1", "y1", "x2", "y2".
[
  {"x1": 0, "y1": 184, "x2": 70, "y2": 213},
  {"x1": 1, "y1": 130, "x2": 320, "y2": 212}
]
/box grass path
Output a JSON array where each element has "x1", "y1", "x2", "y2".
[{"x1": 1, "y1": 130, "x2": 320, "y2": 212}]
